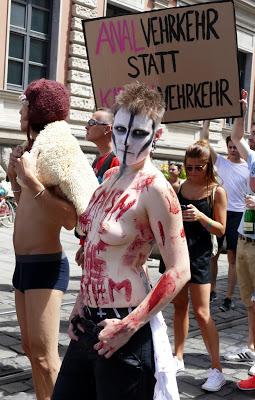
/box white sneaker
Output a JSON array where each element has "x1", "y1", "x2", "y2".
[
  {"x1": 174, "y1": 356, "x2": 185, "y2": 373},
  {"x1": 201, "y1": 368, "x2": 226, "y2": 392},
  {"x1": 224, "y1": 348, "x2": 255, "y2": 362},
  {"x1": 249, "y1": 364, "x2": 255, "y2": 376}
]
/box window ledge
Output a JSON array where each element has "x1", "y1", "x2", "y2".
[{"x1": 0, "y1": 90, "x2": 20, "y2": 102}]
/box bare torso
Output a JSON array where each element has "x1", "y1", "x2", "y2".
[
  {"x1": 80, "y1": 161, "x2": 181, "y2": 308},
  {"x1": 14, "y1": 188, "x2": 62, "y2": 254}
]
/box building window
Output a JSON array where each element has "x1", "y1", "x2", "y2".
[
  {"x1": 106, "y1": 0, "x2": 144, "y2": 14},
  {"x1": 106, "y1": 4, "x2": 134, "y2": 17},
  {"x1": 7, "y1": 0, "x2": 52, "y2": 91}
]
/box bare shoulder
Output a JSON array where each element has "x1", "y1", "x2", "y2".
[
  {"x1": 142, "y1": 165, "x2": 170, "y2": 193},
  {"x1": 215, "y1": 185, "x2": 225, "y2": 194},
  {"x1": 214, "y1": 185, "x2": 226, "y2": 200},
  {"x1": 140, "y1": 165, "x2": 177, "y2": 205},
  {"x1": 103, "y1": 166, "x2": 120, "y2": 181}
]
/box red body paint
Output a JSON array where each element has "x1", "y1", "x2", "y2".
[
  {"x1": 132, "y1": 174, "x2": 156, "y2": 192},
  {"x1": 81, "y1": 239, "x2": 108, "y2": 305},
  {"x1": 158, "y1": 221, "x2": 165, "y2": 246},
  {"x1": 165, "y1": 193, "x2": 180, "y2": 215},
  {"x1": 122, "y1": 235, "x2": 148, "y2": 266},
  {"x1": 110, "y1": 194, "x2": 136, "y2": 221},
  {"x1": 180, "y1": 227, "x2": 186, "y2": 238},
  {"x1": 108, "y1": 278, "x2": 132, "y2": 302},
  {"x1": 79, "y1": 184, "x2": 138, "y2": 305},
  {"x1": 103, "y1": 166, "x2": 119, "y2": 180},
  {"x1": 148, "y1": 273, "x2": 176, "y2": 312},
  {"x1": 135, "y1": 221, "x2": 154, "y2": 241}
]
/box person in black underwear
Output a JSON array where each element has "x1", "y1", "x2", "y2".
[
  {"x1": 173, "y1": 140, "x2": 227, "y2": 391},
  {"x1": 7, "y1": 79, "x2": 97, "y2": 400}
]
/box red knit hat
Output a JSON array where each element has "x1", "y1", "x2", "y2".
[{"x1": 24, "y1": 79, "x2": 69, "y2": 126}]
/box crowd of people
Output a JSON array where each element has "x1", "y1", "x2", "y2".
[{"x1": 5, "y1": 78, "x2": 255, "y2": 399}]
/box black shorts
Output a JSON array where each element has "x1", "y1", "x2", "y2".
[
  {"x1": 159, "y1": 241, "x2": 212, "y2": 285},
  {"x1": 12, "y1": 252, "x2": 69, "y2": 293},
  {"x1": 52, "y1": 307, "x2": 156, "y2": 400},
  {"x1": 217, "y1": 211, "x2": 243, "y2": 251}
]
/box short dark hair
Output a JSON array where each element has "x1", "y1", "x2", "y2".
[
  {"x1": 168, "y1": 162, "x2": 182, "y2": 171},
  {"x1": 226, "y1": 136, "x2": 232, "y2": 146}
]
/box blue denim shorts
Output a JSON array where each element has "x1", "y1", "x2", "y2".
[{"x1": 13, "y1": 252, "x2": 69, "y2": 293}]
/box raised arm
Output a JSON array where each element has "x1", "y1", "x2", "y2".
[
  {"x1": 231, "y1": 89, "x2": 250, "y2": 161},
  {"x1": 95, "y1": 180, "x2": 190, "y2": 358},
  {"x1": 200, "y1": 120, "x2": 217, "y2": 163}
]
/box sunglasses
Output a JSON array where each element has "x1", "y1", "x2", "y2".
[
  {"x1": 86, "y1": 119, "x2": 108, "y2": 127},
  {"x1": 185, "y1": 165, "x2": 207, "y2": 172}
]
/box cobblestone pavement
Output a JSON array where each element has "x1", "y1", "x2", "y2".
[{"x1": 0, "y1": 226, "x2": 254, "y2": 399}]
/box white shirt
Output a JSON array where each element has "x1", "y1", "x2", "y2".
[{"x1": 215, "y1": 155, "x2": 248, "y2": 212}]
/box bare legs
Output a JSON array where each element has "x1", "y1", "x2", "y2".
[
  {"x1": 226, "y1": 250, "x2": 237, "y2": 299},
  {"x1": 173, "y1": 284, "x2": 189, "y2": 360},
  {"x1": 210, "y1": 253, "x2": 220, "y2": 294},
  {"x1": 173, "y1": 283, "x2": 222, "y2": 370},
  {"x1": 15, "y1": 289, "x2": 63, "y2": 400}
]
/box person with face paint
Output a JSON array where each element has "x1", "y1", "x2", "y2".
[{"x1": 52, "y1": 82, "x2": 190, "y2": 400}]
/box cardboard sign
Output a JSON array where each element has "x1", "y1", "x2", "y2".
[{"x1": 82, "y1": 0, "x2": 241, "y2": 123}]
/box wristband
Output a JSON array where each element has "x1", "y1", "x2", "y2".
[
  {"x1": 207, "y1": 219, "x2": 213, "y2": 229},
  {"x1": 34, "y1": 188, "x2": 46, "y2": 199}
]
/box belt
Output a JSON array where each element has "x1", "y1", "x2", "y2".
[
  {"x1": 239, "y1": 234, "x2": 255, "y2": 243},
  {"x1": 83, "y1": 306, "x2": 135, "y2": 321}
]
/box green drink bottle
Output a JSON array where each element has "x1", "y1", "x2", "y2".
[{"x1": 244, "y1": 199, "x2": 255, "y2": 234}]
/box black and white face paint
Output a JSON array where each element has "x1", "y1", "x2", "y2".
[{"x1": 112, "y1": 108, "x2": 155, "y2": 166}]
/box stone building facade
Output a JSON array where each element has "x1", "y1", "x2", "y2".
[{"x1": 0, "y1": 0, "x2": 254, "y2": 170}]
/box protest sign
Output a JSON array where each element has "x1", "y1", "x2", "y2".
[{"x1": 82, "y1": 0, "x2": 241, "y2": 123}]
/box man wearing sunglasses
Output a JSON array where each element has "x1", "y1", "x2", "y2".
[
  {"x1": 201, "y1": 121, "x2": 249, "y2": 313},
  {"x1": 85, "y1": 108, "x2": 119, "y2": 184}
]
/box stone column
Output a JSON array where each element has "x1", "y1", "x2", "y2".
[{"x1": 68, "y1": 0, "x2": 98, "y2": 138}]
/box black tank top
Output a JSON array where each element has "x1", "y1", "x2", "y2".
[{"x1": 178, "y1": 188, "x2": 213, "y2": 274}]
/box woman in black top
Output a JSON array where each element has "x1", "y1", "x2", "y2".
[{"x1": 174, "y1": 140, "x2": 227, "y2": 392}]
